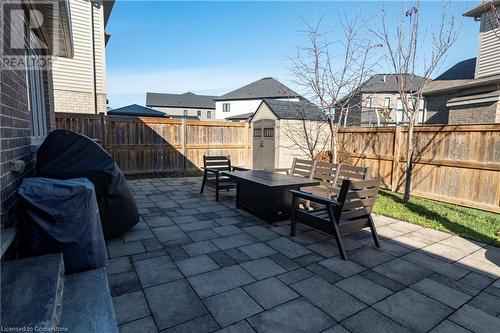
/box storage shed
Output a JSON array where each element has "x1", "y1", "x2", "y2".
[{"x1": 250, "y1": 99, "x2": 330, "y2": 170}]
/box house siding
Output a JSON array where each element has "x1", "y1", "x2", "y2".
[
  {"x1": 52, "y1": 0, "x2": 107, "y2": 113},
  {"x1": 215, "y1": 98, "x2": 300, "y2": 120},
  {"x1": 150, "y1": 106, "x2": 215, "y2": 120},
  {"x1": 0, "y1": 2, "x2": 55, "y2": 229},
  {"x1": 476, "y1": 11, "x2": 500, "y2": 79}
]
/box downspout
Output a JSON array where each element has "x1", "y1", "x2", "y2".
[{"x1": 90, "y1": 1, "x2": 98, "y2": 114}]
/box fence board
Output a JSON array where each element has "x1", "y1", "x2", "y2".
[{"x1": 338, "y1": 124, "x2": 500, "y2": 213}]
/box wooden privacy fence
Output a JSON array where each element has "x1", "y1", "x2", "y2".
[
  {"x1": 56, "y1": 113, "x2": 499, "y2": 213},
  {"x1": 56, "y1": 113, "x2": 252, "y2": 174},
  {"x1": 338, "y1": 124, "x2": 500, "y2": 213}
]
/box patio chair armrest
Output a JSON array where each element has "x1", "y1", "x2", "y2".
[
  {"x1": 289, "y1": 190, "x2": 339, "y2": 206},
  {"x1": 232, "y1": 166, "x2": 248, "y2": 171},
  {"x1": 204, "y1": 167, "x2": 221, "y2": 174}
]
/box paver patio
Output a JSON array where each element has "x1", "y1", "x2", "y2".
[{"x1": 108, "y1": 177, "x2": 500, "y2": 333}]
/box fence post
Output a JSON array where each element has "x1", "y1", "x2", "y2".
[
  {"x1": 391, "y1": 126, "x2": 402, "y2": 192},
  {"x1": 244, "y1": 122, "x2": 250, "y2": 168},
  {"x1": 181, "y1": 118, "x2": 187, "y2": 174},
  {"x1": 99, "y1": 112, "x2": 106, "y2": 149}
]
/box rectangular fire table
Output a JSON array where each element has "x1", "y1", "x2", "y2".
[{"x1": 223, "y1": 170, "x2": 319, "y2": 223}]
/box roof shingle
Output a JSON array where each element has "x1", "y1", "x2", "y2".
[
  {"x1": 215, "y1": 78, "x2": 300, "y2": 101},
  {"x1": 146, "y1": 92, "x2": 217, "y2": 109},
  {"x1": 259, "y1": 99, "x2": 325, "y2": 121}
]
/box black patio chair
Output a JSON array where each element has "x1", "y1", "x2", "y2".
[
  {"x1": 200, "y1": 155, "x2": 247, "y2": 201},
  {"x1": 290, "y1": 178, "x2": 382, "y2": 260}
]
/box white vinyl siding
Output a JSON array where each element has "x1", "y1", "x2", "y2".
[
  {"x1": 396, "y1": 98, "x2": 404, "y2": 124},
  {"x1": 26, "y1": 33, "x2": 47, "y2": 144},
  {"x1": 476, "y1": 11, "x2": 500, "y2": 78},
  {"x1": 52, "y1": 0, "x2": 106, "y2": 93}
]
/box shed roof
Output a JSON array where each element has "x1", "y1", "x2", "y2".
[
  {"x1": 226, "y1": 112, "x2": 254, "y2": 121},
  {"x1": 215, "y1": 78, "x2": 301, "y2": 101},
  {"x1": 146, "y1": 92, "x2": 217, "y2": 109},
  {"x1": 255, "y1": 99, "x2": 325, "y2": 121}
]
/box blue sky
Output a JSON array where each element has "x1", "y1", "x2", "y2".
[{"x1": 106, "y1": 1, "x2": 479, "y2": 108}]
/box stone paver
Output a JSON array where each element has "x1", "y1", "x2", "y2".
[
  {"x1": 108, "y1": 177, "x2": 500, "y2": 333},
  {"x1": 243, "y1": 277, "x2": 299, "y2": 309},
  {"x1": 204, "y1": 288, "x2": 262, "y2": 327},
  {"x1": 144, "y1": 279, "x2": 208, "y2": 330},
  {"x1": 341, "y1": 307, "x2": 410, "y2": 333},
  {"x1": 187, "y1": 265, "x2": 255, "y2": 298},
  {"x1": 240, "y1": 257, "x2": 287, "y2": 280},
  {"x1": 247, "y1": 298, "x2": 335, "y2": 333},
  {"x1": 134, "y1": 256, "x2": 182, "y2": 288},
  {"x1": 374, "y1": 288, "x2": 454, "y2": 333},
  {"x1": 175, "y1": 255, "x2": 220, "y2": 276},
  {"x1": 291, "y1": 276, "x2": 366, "y2": 321},
  {"x1": 112, "y1": 290, "x2": 150, "y2": 325},
  {"x1": 335, "y1": 275, "x2": 393, "y2": 305}
]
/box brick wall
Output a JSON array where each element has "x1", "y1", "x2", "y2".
[
  {"x1": 54, "y1": 89, "x2": 106, "y2": 114},
  {"x1": 448, "y1": 102, "x2": 497, "y2": 124},
  {"x1": 0, "y1": 2, "x2": 55, "y2": 229}
]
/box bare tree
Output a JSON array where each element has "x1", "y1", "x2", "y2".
[
  {"x1": 373, "y1": 0, "x2": 459, "y2": 203},
  {"x1": 290, "y1": 14, "x2": 380, "y2": 163}
]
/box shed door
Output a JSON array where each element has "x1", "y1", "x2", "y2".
[{"x1": 252, "y1": 120, "x2": 276, "y2": 170}]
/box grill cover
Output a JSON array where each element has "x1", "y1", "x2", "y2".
[
  {"x1": 36, "y1": 129, "x2": 139, "y2": 238},
  {"x1": 19, "y1": 177, "x2": 106, "y2": 274}
]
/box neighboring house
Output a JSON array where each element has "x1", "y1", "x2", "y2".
[
  {"x1": 146, "y1": 92, "x2": 216, "y2": 120},
  {"x1": 214, "y1": 77, "x2": 302, "y2": 120},
  {"x1": 423, "y1": 1, "x2": 500, "y2": 124},
  {"x1": 108, "y1": 104, "x2": 199, "y2": 120},
  {"x1": 52, "y1": 0, "x2": 114, "y2": 114},
  {"x1": 249, "y1": 100, "x2": 329, "y2": 170},
  {"x1": 1, "y1": 0, "x2": 74, "y2": 237},
  {"x1": 342, "y1": 74, "x2": 427, "y2": 126},
  {"x1": 226, "y1": 112, "x2": 254, "y2": 122}
]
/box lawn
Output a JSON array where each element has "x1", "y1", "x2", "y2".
[{"x1": 373, "y1": 190, "x2": 500, "y2": 247}]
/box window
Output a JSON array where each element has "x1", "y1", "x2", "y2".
[
  {"x1": 26, "y1": 32, "x2": 47, "y2": 145},
  {"x1": 396, "y1": 98, "x2": 404, "y2": 124},
  {"x1": 253, "y1": 128, "x2": 262, "y2": 137},
  {"x1": 207, "y1": 111, "x2": 211, "y2": 119},
  {"x1": 365, "y1": 97, "x2": 372, "y2": 109},
  {"x1": 418, "y1": 99, "x2": 425, "y2": 124},
  {"x1": 223, "y1": 103, "x2": 230, "y2": 112},
  {"x1": 384, "y1": 97, "x2": 391, "y2": 108},
  {"x1": 183, "y1": 110, "x2": 188, "y2": 116},
  {"x1": 263, "y1": 128, "x2": 274, "y2": 137},
  {"x1": 197, "y1": 110, "x2": 201, "y2": 117}
]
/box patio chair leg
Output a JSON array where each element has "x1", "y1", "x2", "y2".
[
  {"x1": 328, "y1": 205, "x2": 348, "y2": 260},
  {"x1": 290, "y1": 195, "x2": 297, "y2": 237},
  {"x1": 368, "y1": 216, "x2": 381, "y2": 248},
  {"x1": 215, "y1": 186, "x2": 220, "y2": 201},
  {"x1": 200, "y1": 172, "x2": 207, "y2": 194}
]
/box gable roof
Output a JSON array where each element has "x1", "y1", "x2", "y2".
[
  {"x1": 463, "y1": 0, "x2": 500, "y2": 17},
  {"x1": 146, "y1": 92, "x2": 217, "y2": 109},
  {"x1": 215, "y1": 77, "x2": 301, "y2": 101},
  {"x1": 435, "y1": 58, "x2": 476, "y2": 80},
  {"x1": 107, "y1": 104, "x2": 200, "y2": 120},
  {"x1": 108, "y1": 104, "x2": 166, "y2": 117},
  {"x1": 356, "y1": 74, "x2": 428, "y2": 93},
  {"x1": 253, "y1": 99, "x2": 325, "y2": 121}
]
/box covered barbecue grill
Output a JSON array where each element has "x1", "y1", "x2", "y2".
[{"x1": 36, "y1": 130, "x2": 139, "y2": 238}]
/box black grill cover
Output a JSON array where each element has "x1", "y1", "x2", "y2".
[
  {"x1": 36, "y1": 130, "x2": 139, "y2": 238},
  {"x1": 19, "y1": 177, "x2": 106, "y2": 274}
]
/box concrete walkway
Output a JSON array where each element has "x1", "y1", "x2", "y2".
[{"x1": 107, "y1": 177, "x2": 500, "y2": 333}]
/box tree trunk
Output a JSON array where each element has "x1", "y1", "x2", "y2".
[
  {"x1": 403, "y1": 119, "x2": 415, "y2": 204},
  {"x1": 330, "y1": 122, "x2": 338, "y2": 163}
]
